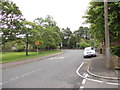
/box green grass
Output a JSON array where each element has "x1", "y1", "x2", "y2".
[{"x1": 0, "y1": 50, "x2": 61, "y2": 63}]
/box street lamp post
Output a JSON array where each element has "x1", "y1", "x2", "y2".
[{"x1": 104, "y1": 0, "x2": 111, "y2": 68}]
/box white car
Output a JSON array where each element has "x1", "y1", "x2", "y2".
[{"x1": 83, "y1": 47, "x2": 96, "y2": 58}]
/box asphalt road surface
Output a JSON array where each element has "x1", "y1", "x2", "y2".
[{"x1": 2, "y1": 50, "x2": 84, "y2": 88}]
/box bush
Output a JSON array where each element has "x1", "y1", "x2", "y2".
[
  {"x1": 79, "y1": 42, "x2": 90, "y2": 49},
  {"x1": 56, "y1": 46, "x2": 60, "y2": 49},
  {"x1": 111, "y1": 45, "x2": 120, "y2": 57}
]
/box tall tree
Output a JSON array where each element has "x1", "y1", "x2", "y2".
[
  {"x1": 0, "y1": 1, "x2": 25, "y2": 44},
  {"x1": 74, "y1": 26, "x2": 89, "y2": 41},
  {"x1": 83, "y1": 2, "x2": 120, "y2": 44},
  {"x1": 61, "y1": 27, "x2": 72, "y2": 48},
  {"x1": 34, "y1": 15, "x2": 62, "y2": 49},
  {"x1": 67, "y1": 34, "x2": 77, "y2": 48}
]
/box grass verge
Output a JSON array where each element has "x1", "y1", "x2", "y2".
[{"x1": 0, "y1": 50, "x2": 61, "y2": 63}]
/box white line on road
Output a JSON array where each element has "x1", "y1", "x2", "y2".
[
  {"x1": 79, "y1": 86, "x2": 84, "y2": 90},
  {"x1": 76, "y1": 62, "x2": 84, "y2": 76},
  {"x1": 106, "y1": 82, "x2": 120, "y2": 85},
  {"x1": 85, "y1": 74, "x2": 88, "y2": 78},
  {"x1": 2, "y1": 69, "x2": 42, "y2": 85},
  {"x1": 76, "y1": 62, "x2": 120, "y2": 86},
  {"x1": 50, "y1": 57, "x2": 64, "y2": 60},
  {"x1": 81, "y1": 74, "x2": 88, "y2": 85},
  {"x1": 2, "y1": 56, "x2": 65, "y2": 85},
  {"x1": 82, "y1": 79, "x2": 86, "y2": 85}
]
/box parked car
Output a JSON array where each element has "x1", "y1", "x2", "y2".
[{"x1": 83, "y1": 47, "x2": 96, "y2": 58}]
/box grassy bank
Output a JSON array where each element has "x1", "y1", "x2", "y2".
[{"x1": 0, "y1": 50, "x2": 61, "y2": 63}]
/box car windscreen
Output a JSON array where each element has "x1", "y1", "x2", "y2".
[{"x1": 84, "y1": 47, "x2": 94, "y2": 51}]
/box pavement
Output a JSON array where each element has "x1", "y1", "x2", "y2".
[
  {"x1": 87, "y1": 54, "x2": 120, "y2": 80},
  {"x1": 77, "y1": 53, "x2": 120, "y2": 89}
]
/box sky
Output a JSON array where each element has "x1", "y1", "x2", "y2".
[{"x1": 11, "y1": 0, "x2": 91, "y2": 32}]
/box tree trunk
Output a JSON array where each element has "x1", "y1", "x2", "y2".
[{"x1": 26, "y1": 33, "x2": 28, "y2": 56}]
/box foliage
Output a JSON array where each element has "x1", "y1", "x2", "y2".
[
  {"x1": 34, "y1": 16, "x2": 62, "y2": 49},
  {"x1": 14, "y1": 40, "x2": 26, "y2": 51},
  {"x1": 1, "y1": 1, "x2": 62, "y2": 51},
  {"x1": 83, "y1": 2, "x2": 120, "y2": 43},
  {"x1": 0, "y1": 0, "x2": 25, "y2": 44},
  {"x1": 61, "y1": 27, "x2": 72, "y2": 48},
  {"x1": 79, "y1": 42, "x2": 90, "y2": 49},
  {"x1": 111, "y1": 45, "x2": 120, "y2": 57},
  {"x1": 72, "y1": 26, "x2": 91, "y2": 49},
  {"x1": 1, "y1": 0, "x2": 94, "y2": 51},
  {"x1": 74, "y1": 26, "x2": 89, "y2": 40},
  {"x1": 67, "y1": 34, "x2": 77, "y2": 48},
  {"x1": 2, "y1": 41, "x2": 13, "y2": 51},
  {"x1": 2, "y1": 40, "x2": 26, "y2": 51}
]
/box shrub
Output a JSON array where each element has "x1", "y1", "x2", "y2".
[
  {"x1": 79, "y1": 42, "x2": 90, "y2": 49},
  {"x1": 111, "y1": 45, "x2": 120, "y2": 57}
]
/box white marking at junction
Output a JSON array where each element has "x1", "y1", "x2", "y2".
[
  {"x1": 76, "y1": 62, "x2": 120, "y2": 86},
  {"x1": 82, "y1": 79, "x2": 86, "y2": 85},
  {"x1": 82, "y1": 74, "x2": 88, "y2": 85},
  {"x1": 85, "y1": 74, "x2": 88, "y2": 78},
  {"x1": 81, "y1": 73, "x2": 89, "y2": 88},
  {"x1": 76, "y1": 62, "x2": 84, "y2": 74},
  {"x1": 79, "y1": 86, "x2": 84, "y2": 89}
]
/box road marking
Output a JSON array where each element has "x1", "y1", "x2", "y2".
[
  {"x1": 50, "y1": 58, "x2": 53, "y2": 59},
  {"x1": 82, "y1": 73, "x2": 88, "y2": 85},
  {"x1": 80, "y1": 73, "x2": 88, "y2": 89},
  {"x1": 2, "y1": 69, "x2": 42, "y2": 85},
  {"x1": 80, "y1": 86, "x2": 84, "y2": 88},
  {"x1": 79, "y1": 86, "x2": 84, "y2": 90},
  {"x1": 59, "y1": 57, "x2": 64, "y2": 59},
  {"x1": 76, "y1": 62, "x2": 119, "y2": 86},
  {"x1": 85, "y1": 74, "x2": 88, "y2": 78},
  {"x1": 50, "y1": 57, "x2": 64, "y2": 60},
  {"x1": 76, "y1": 62, "x2": 86, "y2": 89},
  {"x1": 106, "y1": 82, "x2": 120, "y2": 85},
  {"x1": 76, "y1": 62, "x2": 84, "y2": 76},
  {"x1": 82, "y1": 79, "x2": 86, "y2": 85}
]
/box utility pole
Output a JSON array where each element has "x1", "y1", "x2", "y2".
[{"x1": 104, "y1": 0, "x2": 110, "y2": 68}]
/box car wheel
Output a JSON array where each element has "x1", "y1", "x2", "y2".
[{"x1": 94, "y1": 55, "x2": 96, "y2": 57}]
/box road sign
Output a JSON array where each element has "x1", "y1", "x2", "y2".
[{"x1": 35, "y1": 41, "x2": 40, "y2": 45}]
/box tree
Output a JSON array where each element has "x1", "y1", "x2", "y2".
[
  {"x1": 61, "y1": 27, "x2": 72, "y2": 48},
  {"x1": 21, "y1": 21, "x2": 43, "y2": 55},
  {"x1": 34, "y1": 15, "x2": 62, "y2": 49},
  {"x1": 0, "y1": 1, "x2": 25, "y2": 45},
  {"x1": 74, "y1": 26, "x2": 89, "y2": 42},
  {"x1": 83, "y1": 2, "x2": 120, "y2": 44},
  {"x1": 67, "y1": 34, "x2": 77, "y2": 48}
]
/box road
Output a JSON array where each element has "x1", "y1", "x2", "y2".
[{"x1": 2, "y1": 50, "x2": 84, "y2": 88}]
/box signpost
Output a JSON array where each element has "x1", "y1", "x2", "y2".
[
  {"x1": 35, "y1": 41, "x2": 40, "y2": 55},
  {"x1": 35, "y1": 41, "x2": 40, "y2": 46}
]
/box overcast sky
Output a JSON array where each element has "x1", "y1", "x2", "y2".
[{"x1": 11, "y1": 0, "x2": 91, "y2": 31}]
